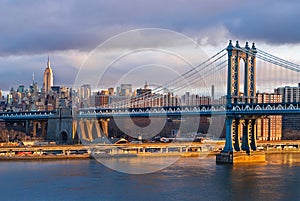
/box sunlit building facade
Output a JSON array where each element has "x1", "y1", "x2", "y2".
[
  {"x1": 43, "y1": 57, "x2": 53, "y2": 94},
  {"x1": 256, "y1": 93, "x2": 282, "y2": 141}
]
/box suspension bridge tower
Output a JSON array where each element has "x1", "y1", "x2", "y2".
[{"x1": 222, "y1": 40, "x2": 258, "y2": 154}]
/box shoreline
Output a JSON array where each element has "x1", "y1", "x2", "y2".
[
  {"x1": 1, "y1": 150, "x2": 300, "y2": 161},
  {"x1": 0, "y1": 154, "x2": 91, "y2": 161},
  {"x1": 0, "y1": 141, "x2": 300, "y2": 161}
]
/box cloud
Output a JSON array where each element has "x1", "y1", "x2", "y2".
[
  {"x1": 222, "y1": 1, "x2": 300, "y2": 44},
  {"x1": 0, "y1": 0, "x2": 300, "y2": 91},
  {"x1": 2, "y1": 0, "x2": 299, "y2": 56},
  {"x1": 0, "y1": 51, "x2": 82, "y2": 90}
]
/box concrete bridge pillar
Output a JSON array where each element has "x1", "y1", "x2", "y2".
[
  {"x1": 241, "y1": 119, "x2": 251, "y2": 153},
  {"x1": 233, "y1": 119, "x2": 241, "y2": 151},
  {"x1": 100, "y1": 119, "x2": 109, "y2": 137},
  {"x1": 224, "y1": 40, "x2": 257, "y2": 155},
  {"x1": 85, "y1": 119, "x2": 94, "y2": 141},
  {"x1": 72, "y1": 120, "x2": 78, "y2": 142},
  {"x1": 41, "y1": 121, "x2": 47, "y2": 138},
  {"x1": 79, "y1": 120, "x2": 88, "y2": 141},
  {"x1": 250, "y1": 120, "x2": 257, "y2": 151},
  {"x1": 33, "y1": 121, "x2": 38, "y2": 137},
  {"x1": 73, "y1": 119, "x2": 110, "y2": 143},
  {"x1": 223, "y1": 117, "x2": 234, "y2": 153},
  {"x1": 25, "y1": 120, "x2": 29, "y2": 135}
]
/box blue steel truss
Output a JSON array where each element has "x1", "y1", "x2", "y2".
[
  {"x1": 0, "y1": 111, "x2": 56, "y2": 120},
  {"x1": 76, "y1": 102, "x2": 300, "y2": 118},
  {"x1": 2, "y1": 102, "x2": 300, "y2": 120}
]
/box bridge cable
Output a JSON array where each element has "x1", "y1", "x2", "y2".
[{"x1": 108, "y1": 49, "x2": 227, "y2": 108}]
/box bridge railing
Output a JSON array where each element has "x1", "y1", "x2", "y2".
[
  {"x1": 0, "y1": 111, "x2": 56, "y2": 119},
  {"x1": 76, "y1": 102, "x2": 300, "y2": 118}
]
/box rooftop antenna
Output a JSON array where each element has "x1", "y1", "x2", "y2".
[{"x1": 47, "y1": 56, "x2": 50, "y2": 68}]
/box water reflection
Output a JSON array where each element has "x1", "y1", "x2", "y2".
[
  {"x1": 97, "y1": 156, "x2": 180, "y2": 174},
  {"x1": 227, "y1": 154, "x2": 300, "y2": 201},
  {"x1": 267, "y1": 153, "x2": 300, "y2": 165},
  {"x1": 0, "y1": 154, "x2": 299, "y2": 200}
]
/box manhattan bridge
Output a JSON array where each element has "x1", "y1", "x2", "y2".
[
  {"x1": 77, "y1": 40, "x2": 300, "y2": 153},
  {"x1": 2, "y1": 40, "x2": 300, "y2": 154}
]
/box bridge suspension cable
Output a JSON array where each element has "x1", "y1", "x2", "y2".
[
  {"x1": 156, "y1": 48, "x2": 227, "y2": 92},
  {"x1": 256, "y1": 54, "x2": 300, "y2": 72},
  {"x1": 126, "y1": 44, "x2": 300, "y2": 108},
  {"x1": 128, "y1": 59, "x2": 228, "y2": 107},
  {"x1": 107, "y1": 48, "x2": 227, "y2": 108},
  {"x1": 107, "y1": 43, "x2": 300, "y2": 109},
  {"x1": 257, "y1": 49, "x2": 300, "y2": 71},
  {"x1": 235, "y1": 47, "x2": 300, "y2": 72},
  {"x1": 150, "y1": 51, "x2": 227, "y2": 95},
  {"x1": 172, "y1": 60, "x2": 227, "y2": 94}
]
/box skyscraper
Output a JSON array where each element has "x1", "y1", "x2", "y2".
[
  {"x1": 43, "y1": 57, "x2": 53, "y2": 94},
  {"x1": 120, "y1": 84, "x2": 132, "y2": 96},
  {"x1": 79, "y1": 84, "x2": 91, "y2": 108}
]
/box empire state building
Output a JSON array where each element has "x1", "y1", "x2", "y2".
[{"x1": 43, "y1": 57, "x2": 53, "y2": 94}]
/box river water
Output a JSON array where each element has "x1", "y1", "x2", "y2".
[{"x1": 0, "y1": 154, "x2": 300, "y2": 201}]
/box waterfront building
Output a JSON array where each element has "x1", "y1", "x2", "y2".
[
  {"x1": 256, "y1": 93, "x2": 282, "y2": 140},
  {"x1": 274, "y1": 83, "x2": 300, "y2": 102},
  {"x1": 163, "y1": 92, "x2": 179, "y2": 107},
  {"x1": 91, "y1": 90, "x2": 109, "y2": 107},
  {"x1": 181, "y1": 92, "x2": 211, "y2": 106},
  {"x1": 274, "y1": 84, "x2": 300, "y2": 139},
  {"x1": 109, "y1": 95, "x2": 129, "y2": 107}
]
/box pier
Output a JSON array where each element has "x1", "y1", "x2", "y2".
[{"x1": 0, "y1": 140, "x2": 299, "y2": 160}]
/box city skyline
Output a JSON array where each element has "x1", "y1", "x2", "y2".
[
  {"x1": 1, "y1": 2, "x2": 300, "y2": 199},
  {"x1": 0, "y1": 1, "x2": 300, "y2": 92}
]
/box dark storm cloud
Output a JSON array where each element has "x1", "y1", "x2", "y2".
[
  {"x1": 0, "y1": 0, "x2": 299, "y2": 91},
  {"x1": 222, "y1": 0, "x2": 300, "y2": 44},
  {"x1": 2, "y1": 0, "x2": 299, "y2": 56}
]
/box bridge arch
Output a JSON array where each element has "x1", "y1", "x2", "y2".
[
  {"x1": 223, "y1": 40, "x2": 258, "y2": 153},
  {"x1": 59, "y1": 129, "x2": 69, "y2": 144},
  {"x1": 227, "y1": 40, "x2": 257, "y2": 105}
]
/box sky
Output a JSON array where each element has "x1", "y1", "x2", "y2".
[{"x1": 1, "y1": 0, "x2": 300, "y2": 94}]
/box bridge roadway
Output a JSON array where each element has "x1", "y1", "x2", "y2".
[
  {"x1": 77, "y1": 102, "x2": 300, "y2": 118},
  {"x1": 0, "y1": 111, "x2": 56, "y2": 120},
  {"x1": 0, "y1": 102, "x2": 300, "y2": 120}
]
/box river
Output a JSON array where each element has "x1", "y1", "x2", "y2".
[{"x1": 0, "y1": 153, "x2": 300, "y2": 201}]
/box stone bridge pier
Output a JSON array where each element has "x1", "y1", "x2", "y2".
[
  {"x1": 72, "y1": 119, "x2": 110, "y2": 142},
  {"x1": 47, "y1": 108, "x2": 73, "y2": 144}
]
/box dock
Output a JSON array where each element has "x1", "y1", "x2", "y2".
[{"x1": 0, "y1": 140, "x2": 300, "y2": 160}]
